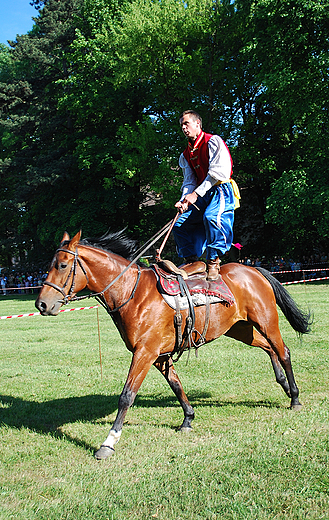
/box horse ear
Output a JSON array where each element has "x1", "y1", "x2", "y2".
[
  {"x1": 69, "y1": 230, "x2": 82, "y2": 250},
  {"x1": 61, "y1": 232, "x2": 70, "y2": 244}
]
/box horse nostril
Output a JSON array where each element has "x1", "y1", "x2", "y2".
[{"x1": 36, "y1": 300, "x2": 47, "y2": 313}]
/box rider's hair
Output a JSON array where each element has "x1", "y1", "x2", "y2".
[{"x1": 179, "y1": 110, "x2": 203, "y2": 127}]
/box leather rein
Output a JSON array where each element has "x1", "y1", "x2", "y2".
[
  {"x1": 43, "y1": 246, "x2": 141, "y2": 314},
  {"x1": 43, "y1": 217, "x2": 176, "y2": 313}
]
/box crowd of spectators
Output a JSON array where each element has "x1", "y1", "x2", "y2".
[
  {"x1": 237, "y1": 253, "x2": 329, "y2": 283},
  {"x1": 239, "y1": 253, "x2": 328, "y2": 270},
  {"x1": 0, "y1": 270, "x2": 48, "y2": 295}
]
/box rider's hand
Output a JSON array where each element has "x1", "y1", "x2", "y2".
[{"x1": 175, "y1": 200, "x2": 188, "y2": 214}]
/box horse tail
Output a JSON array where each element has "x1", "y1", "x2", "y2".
[{"x1": 255, "y1": 267, "x2": 312, "y2": 334}]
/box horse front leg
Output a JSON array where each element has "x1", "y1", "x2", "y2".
[
  {"x1": 95, "y1": 348, "x2": 157, "y2": 460},
  {"x1": 153, "y1": 356, "x2": 195, "y2": 431}
]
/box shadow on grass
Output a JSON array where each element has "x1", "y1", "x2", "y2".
[
  {"x1": 0, "y1": 391, "x2": 283, "y2": 451},
  {"x1": 0, "y1": 393, "x2": 120, "y2": 451},
  {"x1": 135, "y1": 392, "x2": 283, "y2": 410}
]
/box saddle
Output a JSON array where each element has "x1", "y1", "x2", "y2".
[
  {"x1": 152, "y1": 261, "x2": 235, "y2": 361},
  {"x1": 153, "y1": 262, "x2": 235, "y2": 307}
]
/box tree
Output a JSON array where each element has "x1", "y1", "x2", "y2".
[
  {"x1": 253, "y1": 0, "x2": 329, "y2": 256},
  {"x1": 1, "y1": 0, "x2": 328, "y2": 265}
]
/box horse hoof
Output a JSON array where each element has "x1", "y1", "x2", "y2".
[
  {"x1": 179, "y1": 426, "x2": 192, "y2": 433},
  {"x1": 94, "y1": 445, "x2": 115, "y2": 460},
  {"x1": 291, "y1": 403, "x2": 303, "y2": 411}
]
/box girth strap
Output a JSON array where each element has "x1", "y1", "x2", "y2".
[
  {"x1": 177, "y1": 274, "x2": 195, "y2": 329},
  {"x1": 172, "y1": 274, "x2": 205, "y2": 363},
  {"x1": 193, "y1": 294, "x2": 210, "y2": 348},
  {"x1": 173, "y1": 295, "x2": 182, "y2": 350}
]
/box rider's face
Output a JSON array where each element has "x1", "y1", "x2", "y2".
[{"x1": 180, "y1": 115, "x2": 202, "y2": 142}]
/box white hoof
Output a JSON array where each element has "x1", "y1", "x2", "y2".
[{"x1": 94, "y1": 445, "x2": 115, "y2": 460}]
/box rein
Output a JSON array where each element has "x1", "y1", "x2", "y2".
[
  {"x1": 95, "y1": 265, "x2": 141, "y2": 314},
  {"x1": 44, "y1": 217, "x2": 177, "y2": 312}
]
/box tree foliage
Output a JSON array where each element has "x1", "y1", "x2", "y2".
[{"x1": 0, "y1": 0, "x2": 328, "y2": 266}]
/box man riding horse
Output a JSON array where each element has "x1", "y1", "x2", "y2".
[{"x1": 173, "y1": 110, "x2": 240, "y2": 281}]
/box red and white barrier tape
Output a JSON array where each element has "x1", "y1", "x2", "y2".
[
  {"x1": 272, "y1": 267, "x2": 329, "y2": 275},
  {"x1": 0, "y1": 305, "x2": 99, "y2": 320},
  {"x1": 282, "y1": 276, "x2": 329, "y2": 286}
]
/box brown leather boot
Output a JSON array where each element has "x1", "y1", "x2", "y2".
[{"x1": 207, "y1": 258, "x2": 220, "y2": 281}]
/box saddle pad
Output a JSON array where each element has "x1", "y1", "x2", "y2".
[
  {"x1": 152, "y1": 264, "x2": 235, "y2": 307},
  {"x1": 161, "y1": 292, "x2": 225, "y2": 310}
]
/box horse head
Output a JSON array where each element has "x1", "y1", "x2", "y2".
[{"x1": 35, "y1": 230, "x2": 87, "y2": 315}]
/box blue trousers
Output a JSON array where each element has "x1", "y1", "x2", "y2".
[{"x1": 173, "y1": 183, "x2": 235, "y2": 261}]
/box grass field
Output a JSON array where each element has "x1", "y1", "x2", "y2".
[{"x1": 0, "y1": 283, "x2": 328, "y2": 519}]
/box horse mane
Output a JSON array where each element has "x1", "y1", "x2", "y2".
[{"x1": 80, "y1": 229, "x2": 139, "y2": 260}]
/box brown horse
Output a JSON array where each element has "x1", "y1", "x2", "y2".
[{"x1": 35, "y1": 230, "x2": 311, "y2": 460}]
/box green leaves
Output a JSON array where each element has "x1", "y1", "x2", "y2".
[
  {"x1": 266, "y1": 168, "x2": 329, "y2": 254},
  {"x1": 0, "y1": 0, "x2": 329, "y2": 264}
]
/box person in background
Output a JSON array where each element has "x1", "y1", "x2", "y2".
[{"x1": 0, "y1": 275, "x2": 7, "y2": 295}]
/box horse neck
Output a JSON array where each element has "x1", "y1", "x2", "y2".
[{"x1": 79, "y1": 245, "x2": 134, "y2": 300}]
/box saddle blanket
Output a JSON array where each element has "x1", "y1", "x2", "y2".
[
  {"x1": 152, "y1": 264, "x2": 235, "y2": 310},
  {"x1": 161, "y1": 291, "x2": 226, "y2": 310}
]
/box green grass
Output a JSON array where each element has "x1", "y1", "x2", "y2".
[{"x1": 0, "y1": 285, "x2": 328, "y2": 519}]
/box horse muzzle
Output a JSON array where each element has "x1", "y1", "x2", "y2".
[{"x1": 35, "y1": 295, "x2": 63, "y2": 316}]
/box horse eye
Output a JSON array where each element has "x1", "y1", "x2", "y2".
[{"x1": 59, "y1": 262, "x2": 68, "y2": 270}]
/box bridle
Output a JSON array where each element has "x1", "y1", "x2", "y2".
[
  {"x1": 43, "y1": 246, "x2": 141, "y2": 313},
  {"x1": 43, "y1": 247, "x2": 90, "y2": 306},
  {"x1": 43, "y1": 215, "x2": 178, "y2": 313}
]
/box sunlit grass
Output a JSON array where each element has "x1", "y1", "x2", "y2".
[{"x1": 0, "y1": 285, "x2": 328, "y2": 519}]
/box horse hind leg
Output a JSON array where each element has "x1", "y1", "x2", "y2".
[
  {"x1": 252, "y1": 322, "x2": 301, "y2": 410},
  {"x1": 273, "y1": 339, "x2": 302, "y2": 410},
  {"x1": 153, "y1": 356, "x2": 195, "y2": 431},
  {"x1": 225, "y1": 322, "x2": 292, "y2": 400},
  {"x1": 254, "y1": 319, "x2": 302, "y2": 409},
  {"x1": 268, "y1": 349, "x2": 291, "y2": 398}
]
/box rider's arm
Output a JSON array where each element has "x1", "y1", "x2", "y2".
[
  {"x1": 178, "y1": 154, "x2": 197, "y2": 200},
  {"x1": 195, "y1": 135, "x2": 232, "y2": 198}
]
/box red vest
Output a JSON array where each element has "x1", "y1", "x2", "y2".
[{"x1": 183, "y1": 131, "x2": 232, "y2": 185}]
